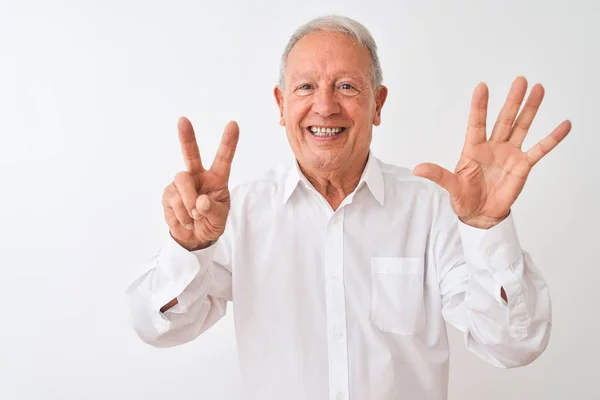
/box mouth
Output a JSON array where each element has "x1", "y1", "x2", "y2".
[{"x1": 306, "y1": 125, "x2": 347, "y2": 138}]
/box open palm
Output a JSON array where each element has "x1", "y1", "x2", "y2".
[{"x1": 414, "y1": 77, "x2": 571, "y2": 228}]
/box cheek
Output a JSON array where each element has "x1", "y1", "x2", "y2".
[
  {"x1": 286, "y1": 99, "x2": 311, "y2": 124},
  {"x1": 343, "y1": 100, "x2": 373, "y2": 125}
]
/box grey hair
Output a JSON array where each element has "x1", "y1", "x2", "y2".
[{"x1": 277, "y1": 15, "x2": 383, "y2": 90}]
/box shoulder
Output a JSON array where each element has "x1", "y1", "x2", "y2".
[
  {"x1": 375, "y1": 157, "x2": 454, "y2": 225},
  {"x1": 229, "y1": 162, "x2": 291, "y2": 205},
  {"x1": 376, "y1": 157, "x2": 444, "y2": 197}
]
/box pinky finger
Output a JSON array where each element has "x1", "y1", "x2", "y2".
[
  {"x1": 526, "y1": 120, "x2": 572, "y2": 166},
  {"x1": 164, "y1": 207, "x2": 186, "y2": 234}
]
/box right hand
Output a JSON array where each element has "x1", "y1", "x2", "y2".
[{"x1": 162, "y1": 117, "x2": 240, "y2": 251}]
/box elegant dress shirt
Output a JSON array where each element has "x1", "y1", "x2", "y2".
[{"x1": 126, "y1": 152, "x2": 552, "y2": 400}]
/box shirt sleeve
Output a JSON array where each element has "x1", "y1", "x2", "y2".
[
  {"x1": 432, "y1": 189, "x2": 552, "y2": 368},
  {"x1": 125, "y1": 229, "x2": 233, "y2": 348}
]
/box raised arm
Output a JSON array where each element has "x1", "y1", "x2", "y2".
[{"x1": 126, "y1": 117, "x2": 239, "y2": 347}]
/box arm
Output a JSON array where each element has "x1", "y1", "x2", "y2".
[
  {"x1": 432, "y1": 190, "x2": 551, "y2": 368},
  {"x1": 126, "y1": 116, "x2": 240, "y2": 347},
  {"x1": 413, "y1": 76, "x2": 568, "y2": 366},
  {"x1": 125, "y1": 230, "x2": 232, "y2": 348}
]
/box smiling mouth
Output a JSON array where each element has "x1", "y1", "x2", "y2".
[{"x1": 307, "y1": 126, "x2": 347, "y2": 137}]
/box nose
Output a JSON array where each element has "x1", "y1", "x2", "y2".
[{"x1": 312, "y1": 88, "x2": 341, "y2": 117}]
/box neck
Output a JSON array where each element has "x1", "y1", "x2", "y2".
[{"x1": 299, "y1": 153, "x2": 369, "y2": 211}]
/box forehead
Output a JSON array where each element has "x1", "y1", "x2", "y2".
[{"x1": 285, "y1": 31, "x2": 372, "y2": 81}]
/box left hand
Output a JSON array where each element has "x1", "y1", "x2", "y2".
[{"x1": 414, "y1": 76, "x2": 572, "y2": 229}]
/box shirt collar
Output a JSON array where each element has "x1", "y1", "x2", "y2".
[
  {"x1": 283, "y1": 151, "x2": 385, "y2": 206},
  {"x1": 282, "y1": 159, "x2": 307, "y2": 204},
  {"x1": 361, "y1": 151, "x2": 385, "y2": 205}
]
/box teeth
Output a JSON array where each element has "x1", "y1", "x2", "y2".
[{"x1": 309, "y1": 126, "x2": 343, "y2": 137}]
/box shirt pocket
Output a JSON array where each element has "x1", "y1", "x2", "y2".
[{"x1": 370, "y1": 256, "x2": 425, "y2": 335}]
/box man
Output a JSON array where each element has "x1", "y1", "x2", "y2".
[{"x1": 126, "y1": 15, "x2": 571, "y2": 400}]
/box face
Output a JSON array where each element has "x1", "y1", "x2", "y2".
[{"x1": 274, "y1": 31, "x2": 388, "y2": 175}]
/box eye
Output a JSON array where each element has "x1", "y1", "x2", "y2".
[
  {"x1": 295, "y1": 83, "x2": 314, "y2": 92},
  {"x1": 294, "y1": 83, "x2": 315, "y2": 96},
  {"x1": 339, "y1": 83, "x2": 359, "y2": 95}
]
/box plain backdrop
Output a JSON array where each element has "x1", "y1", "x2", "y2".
[{"x1": 1, "y1": 0, "x2": 598, "y2": 399}]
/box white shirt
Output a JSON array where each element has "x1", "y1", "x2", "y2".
[{"x1": 126, "y1": 153, "x2": 552, "y2": 400}]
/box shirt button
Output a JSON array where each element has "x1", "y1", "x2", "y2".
[
  {"x1": 331, "y1": 272, "x2": 341, "y2": 280},
  {"x1": 334, "y1": 330, "x2": 343, "y2": 340},
  {"x1": 486, "y1": 246, "x2": 496, "y2": 257},
  {"x1": 336, "y1": 392, "x2": 345, "y2": 400}
]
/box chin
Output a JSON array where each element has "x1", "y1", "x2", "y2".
[{"x1": 303, "y1": 150, "x2": 346, "y2": 172}]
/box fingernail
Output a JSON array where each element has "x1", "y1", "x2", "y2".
[
  {"x1": 192, "y1": 209, "x2": 200, "y2": 219},
  {"x1": 201, "y1": 197, "x2": 210, "y2": 211},
  {"x1": 185, "y1": 223, "x2": 194, "y2": 230}
]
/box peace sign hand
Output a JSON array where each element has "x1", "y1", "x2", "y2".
[
  {"x1": 414, "y1": 76, "x2": 571, "y2": 229},
  {"x1": 162, "y1": 117, "x2": 240, "y2": 251}
]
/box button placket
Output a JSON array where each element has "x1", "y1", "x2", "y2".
[{"x1": 325, "y1": 208, "x2": 349, "y2": 400}]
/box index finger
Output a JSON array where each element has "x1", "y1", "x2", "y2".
[
  {"x1": 177, "y1": 116, "x2": 204, "y2": 174},
  {"x1": 210, "y1": 120, "x2": 240, "y2": 180}
]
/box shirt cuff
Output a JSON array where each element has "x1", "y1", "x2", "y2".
[
  {"x1": 150, "y1": 234, "x2": 218, "y2": 312},
  {"x1": 457, "y1": 213, "x2": 530, "y2": 340},
  {"x1": 457, "y1": 212, "x2": 522, "y2": 272}
]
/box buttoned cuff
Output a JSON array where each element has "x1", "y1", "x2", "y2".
[
  {"x1": 150, "y1": 234, "x2": 217, "y2": 313},
  {"x1": 457, "y1": 213, "x2": 530, "y2": 340},
  {"x1": 457, "y1": 212, "x2": 522, "y2": 270}
]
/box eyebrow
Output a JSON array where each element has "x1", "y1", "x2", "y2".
[{"x1": 289, "y1": 71, "x2": 368, "y2": 83}]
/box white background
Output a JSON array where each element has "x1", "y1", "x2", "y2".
[{"x1": 1, "y1": 0, "x2": 598, "y2": 399}]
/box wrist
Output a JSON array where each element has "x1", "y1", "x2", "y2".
[
  {"x1": 170, "y1": 232, "x2": 216, "y2": 252},
  {"x1": 459, "y1": 212, "x2": 509, "y2": 229},
  {"x1": 192, "y1": 240, "x2": 217, "y2": 251}
]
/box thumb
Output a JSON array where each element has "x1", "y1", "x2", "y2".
[
  {"x1": 195, "y1": 194, "x2": 228, "y2": 224},
  {"x1": 413, "y1": 162, "x2": 461, "y2": 197}
]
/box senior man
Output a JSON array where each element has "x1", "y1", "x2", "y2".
[{"x1": 126, "y1": 15, "x2": 570, "y2": 400}]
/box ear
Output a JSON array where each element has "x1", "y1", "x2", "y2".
[
  {"x1": 273, "y1": 85, "x2": 285, "y2": 126},
  {"x1": 373, "y1": 85, "x2": 388, "y2": 126}
]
